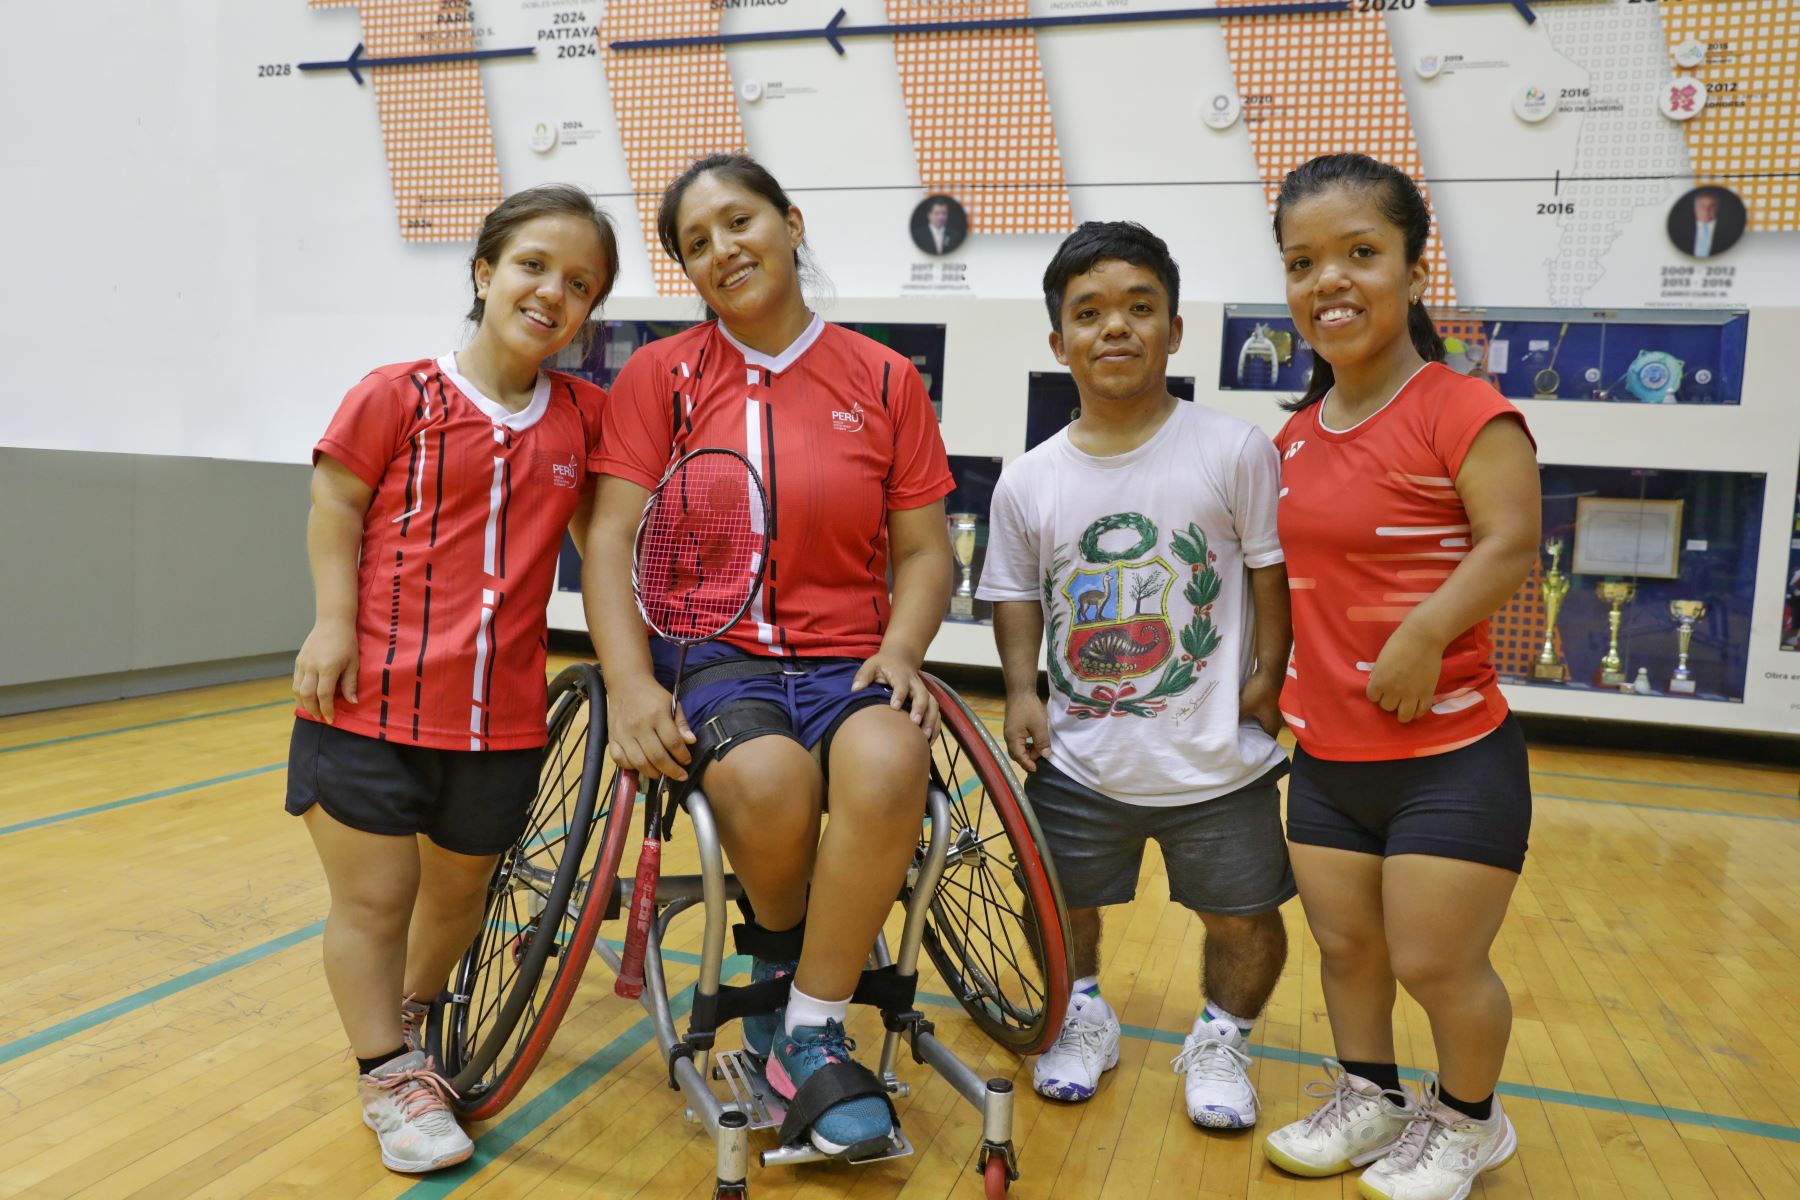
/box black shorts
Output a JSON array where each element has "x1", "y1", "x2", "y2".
[
  {"x1": 1285, "y1": 715, "x2": 1532, "y2": 874},
  {"x1": 285, "y1": 717, "x2": 540, "y2": 856}
]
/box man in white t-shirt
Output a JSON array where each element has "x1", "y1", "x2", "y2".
[{"x1": 978, "y1": 222, "x2": 1294, "y2": 1130}]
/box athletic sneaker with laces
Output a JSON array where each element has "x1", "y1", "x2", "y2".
[
  {"x1": 1263, "y1": 1059, "x2": 1410, "y2": 1177},
  {"x1": 742, "y1": 957, "x2": 797, "y2": 1060},
  {"x1": 1172, "y1": 1015, "x2": 1260, "y2": 1128},
  {"x1": 399, "y1": 995, "x2": 431, "y2": 1053},
  {"x1": 1357, "y1": 1078, "x2": 1516, "y2": 1200},
  {"x1": 357, "y1": 1049, "x2": 473, "y2": 1173},
  {"x1": 766, "y1": 1020, "x2": 896, "y2": 1157},
  {"x1": 1033, "y1": 992, "x2": 1121, "y2": 1102}
]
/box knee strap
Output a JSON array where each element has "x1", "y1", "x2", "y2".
[
  {"x1": 777, "y1": 1060, "x2": 897, "y2": 1149},
  {"x1": 734, "y1": 918, "x2": 806, "y2": 962},
  {"x1": 684, "y1": 699, "x2": 795, "y2": 791}
]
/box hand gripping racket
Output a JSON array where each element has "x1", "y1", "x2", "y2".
[{"x1": 614, "y1": 447, "x2": 770, "y2": 999}]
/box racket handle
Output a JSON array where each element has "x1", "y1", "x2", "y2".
[{"x1": 614, "y1": 836, "x2": 661, "y2": 999}]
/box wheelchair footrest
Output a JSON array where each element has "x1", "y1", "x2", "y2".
[
  {"x1": 712, "y1": 1050, "x2": 784, "y2": 1131},
  {"x1": 760, "y1": 1129, "x2": 914, "y2": 1169}
]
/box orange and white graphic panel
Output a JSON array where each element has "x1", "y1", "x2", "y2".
[
  {"x1": 885, "y1": 1, "x2": 1072, "y2": 234},
  {"x1": 1219, "y1": 2, "x2": 1455, "y2": 307},
  {"x1": 1660, "y1": 0, "x2": 1800, "y2": 231},
  {"x1": 600, "y1": 3, "x2": 748, "y2": 293}
]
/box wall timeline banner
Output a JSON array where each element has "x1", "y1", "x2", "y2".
[
  {"x1": 1660, "y1": 0, "x2": 1800, "y2": 233},
  {"x1": 885, "y1": 1, "x2": 1072, "y2": 235},
  {"x1": 599, "y1": 2, "x2": 749, "y2": 293},
  {"x1": 1218, "y1": 1, "x2": 1456, "y2": 309},
  {"x1": 311, "y1": 0, "x2": 505, "y2": 242}
]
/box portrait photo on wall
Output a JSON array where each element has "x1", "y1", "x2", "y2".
[
  {"x1": 910, "y1": 193, "x2": 968, "y2": 257},
  {"x1": 1667, "y1": 185, "x2": 1748, "y2": 260}
]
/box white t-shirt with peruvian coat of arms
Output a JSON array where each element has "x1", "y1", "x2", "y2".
[{"x1": 977, "y1": 401, "x2": 1288, "y2": 806}]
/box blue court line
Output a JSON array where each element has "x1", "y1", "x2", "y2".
[
  {"x1": 0, "y1": 699, "x2": 292, "y2": 755},
  {"x1": 0, "y1": 762, "x2": 287, "y2": 837},
  {"x1": 0, "y1": 921, "x2": 324, "y2": 1067}
]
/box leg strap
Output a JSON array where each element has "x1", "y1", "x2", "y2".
[
  {"x1": 777, "y1": 1060, "x2": 898, "y2": 1149},
  {"x1": 733, "y1": 918, "x2": 806, "y2": 962}
]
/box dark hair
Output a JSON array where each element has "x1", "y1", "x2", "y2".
[
  {"x1": 1272, "y1": 154, "x2": 1446, "y2": 411},
  {"x1": 657, "y1": 153, "x2": 798, "y2": 265},
  {"x1": 1041, "y1": 221, "x2": 1181, "y2": 333},
  {"x1": 467, "y1": 183, "x2": 619, "y2": 325}
]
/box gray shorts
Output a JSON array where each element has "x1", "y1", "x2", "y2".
[{"x1": 1024, "y1": 759, "x2": 1296, "y2": 916}]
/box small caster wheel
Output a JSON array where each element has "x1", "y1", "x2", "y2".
[{"x1": 984, "y1": 1155, "x2": 1009, "y2": 1197}]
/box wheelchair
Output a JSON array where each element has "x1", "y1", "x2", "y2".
[{"x1": 423, "y1": 663, "x2": 1073, "y2": 1197}]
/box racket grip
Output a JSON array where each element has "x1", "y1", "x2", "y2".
[{"x1": 614, "y1": 837, "x2": 661, "y2": 999}]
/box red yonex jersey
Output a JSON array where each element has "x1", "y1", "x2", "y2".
[
  {"x1": 301, "y1": 356, "x2": 606, "y2": 750},
  {"x1": 1274, "y1": 363, "x2": 1533, "y2": 761},
  {"x1": 597, "y1": 316, "x2": 954, "y2": 658}
]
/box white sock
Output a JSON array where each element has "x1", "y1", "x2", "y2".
[
  {"x1": 785, "y1": 984, "x2": 850, "y2": 1036},
  {"x1": 1202, "y1": 1000, "x2": 1255, "y2": 1039}
]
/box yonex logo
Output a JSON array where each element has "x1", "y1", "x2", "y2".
[{"x1": 1284, "y1": 440, "x2": 1305, "y2": 460}]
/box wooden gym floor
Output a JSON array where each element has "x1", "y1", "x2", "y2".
[{"x1": 2, "y1": 654, "x2": 1797, "y2": 1199}]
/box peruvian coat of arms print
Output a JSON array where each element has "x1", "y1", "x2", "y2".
[{"x1": 1044, "y1": 513, "x2": 1223, "y2": 719}]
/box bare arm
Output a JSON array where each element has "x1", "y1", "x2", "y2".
[
  {"x1": 1239, "y1": 562, "x2": 1291, "y2": 736},
  {"x1": 993, "y1": 599, "x2": 1050, "y2": 771},
  {"x1": 567, "y1": 480, "x2": 596, "y2": 559},
  {"x1": 293, "y1": 455, "x2": 374, "y2": 723},
  {"x1": 581, "y1": 474, "x2": 694, "y2": 779},
  {"x1": 1367, "y1": 418, "x2": 1541, "y2": 722},
  {"x1": 852, "y1": 499, "x2": 954, "y2": 736}
]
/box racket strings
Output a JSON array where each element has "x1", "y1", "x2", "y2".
[{"x1": 634, "y1": 452, "x2": 767, "y2": 644}]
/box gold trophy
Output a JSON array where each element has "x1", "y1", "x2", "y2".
[
  {"x1": 1595, "y1": 580, "x2": 1636, "y2": 687},
  {"x1": 1667, "y1": 600, "x2": 1707, "y2": 695},
  {"x1": 1532, "y1": 537, "x2": 1571, "y2": 682},
  {"x1": 948, "y1": 512, "x2": 980, "y2": 619}
]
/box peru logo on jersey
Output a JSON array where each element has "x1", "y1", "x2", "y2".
[
  {"x1": 831, "y1": 400, "x2": 865, "y2": 433},
  {"x1": 546, "y1": 453, "x2": 579, "y2": 489}
]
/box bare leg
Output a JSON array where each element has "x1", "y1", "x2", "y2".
[
  {"x1": 703, "y1": 736, "x2": 823, "y2": 933},
  {"x1": 1067, "y1": 908, "x2": 1102, "y2": 980},
  {"x1": 799, "y1": 707, "x2": 930, "y2": 1000},
  {"x1": 1289, "y1": 843, "x2": 1395, "y2": 1064},
  {"x1": 303, "y1": 806, "x2": 421, "y2": 1058},
  {"x1": 1196, "y1": 908, "x2": 1287, "y2": 1018},
  {"x1": 1383, "y1": 854, "x2": 1518, "y2": 1100},
  {"x1": 403, "y1": 838, "x2": 501, "y2": 1001}
]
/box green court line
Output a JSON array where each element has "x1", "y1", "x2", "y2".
[
  {"x1": 0, "y1": 762, "x2": 287, "y2": 837},
  {"x1": 0, "y1": 699, "x2": 294, "y2": 755},
  {"x1": 1538, "y1": 791, "x2": 1800, "y2": 826},
  {"x1": 1531, "y1": 769, "x2": 1795, "y2": 802},
  {"x1": 0, "y1": 922, "x2": 324, "y2": 1066}
]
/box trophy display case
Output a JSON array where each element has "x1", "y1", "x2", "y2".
[
  {"x1": 1783, "y1": 466, "x2": 1800, "y2": 654},
  {"x1": 1218, "y1": 305, "x2": 1749, "y2": 405},
  {"x1": 944, "y1": 455, "x2": 1004, "y2": 625},
  {"x1": 1024, "y1": 372, "x2": 1194, "y2": 452},
  {"x1": 1493, "y1": 466, "x2": 1765, "y2": 703}
]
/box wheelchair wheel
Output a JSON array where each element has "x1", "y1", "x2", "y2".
[
  {"x1": 429, "y1": 664, "x2": 634, "y2": 1120},
  {"x1": 916, "y1": 674, "x2": 1071, "y2": 1056}
]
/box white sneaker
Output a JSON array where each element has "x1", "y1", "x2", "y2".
[
  {"x1": 357, "y1": 1050, "x2": 474, "y2": 1173},
  {"x1": 1263, "y1": 1059, "x2": 1410, "y2": 1177},
  {"x1": 1172, "y1": 1015, "x2": 1260, "y2": 1128},
  {"x1": 1357, "y1": 1080, "x2": 1516, "y2": 1200},
  {"x1": 1032, "y1": 993, "x2": 1120, "y2": 1102}
]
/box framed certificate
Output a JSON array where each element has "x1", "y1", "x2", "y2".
[{"x1": 1572, "y1": 497, "x2": 1685, "y2": 579}]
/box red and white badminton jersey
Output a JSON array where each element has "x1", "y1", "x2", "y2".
[
  {"x1": 597, "y1": 316, "x2": 954, "y2": 658},
  {"x1": 1274, "y1": 363, "x2": 1533, "y2": 761},
  {"x1": 300, "y1": 356, "x2": 606, "y2": 750}
]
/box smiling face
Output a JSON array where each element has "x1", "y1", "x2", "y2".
[
  {"x1": 673, "y1": 170, "x2": 805, "y2": 327},
  {"x1": 1278, "y1": 185, "x2": 1428, "y2": 376},
  {"x1": 471, "y1": 213, "x2": 610, "y2": 363},
  {"x1": 1051, "y1": 258, "x2": 1183, "y2": 406}
]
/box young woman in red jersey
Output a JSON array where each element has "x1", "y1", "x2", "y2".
[
  {"x1": 584, "y1": 155, "x2": 954, "y2": 1159},
  {"x1": 288, "y1": 185, "x2": 617, "y2": 1174},
  {"x1": 1256, "y1": 155, "x2": 1540, "y2": 1200}
]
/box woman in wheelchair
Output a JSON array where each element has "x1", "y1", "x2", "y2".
[{"x1": 583, "y1": 153, "x2": 956, "y2": 1159}]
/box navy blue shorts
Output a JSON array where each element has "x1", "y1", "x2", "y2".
[
  {"x1": 1285, "y1": 715, "x2": 1532, "y2": 874},
  {"x1": 650, "y1": 641, "x2": 894, "y2": 782}
]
